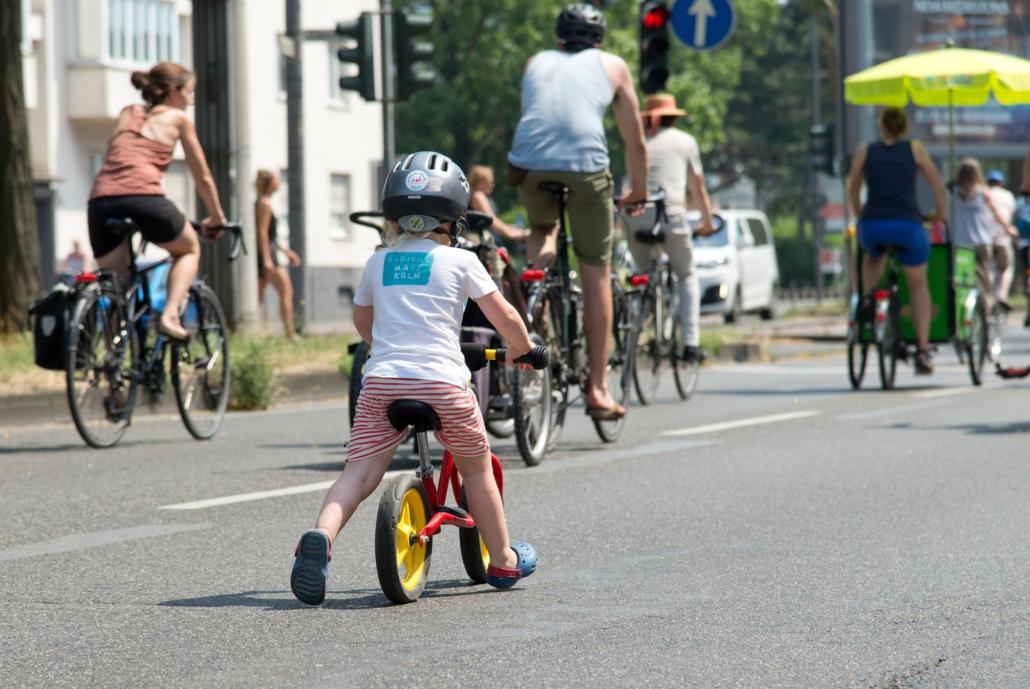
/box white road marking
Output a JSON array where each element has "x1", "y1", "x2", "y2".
[
  {"x1": 835, "y1": 400, "x2": 951, "y2": 420},
  {"x1": 910, "y1": 387, "x2": 977, "y2": 399},
  {"x1": 661, "y1": 410, "x2": 820, "y2": 437},
  {"x1": 525, "y1": 439, "x2": 717, "y2": 475},
  {"x1": 0, "y1": 523, "x2": 210, "y2": 562},
  {"x1": 157, "y1": 471, "x2": 406, "y2": 511}
]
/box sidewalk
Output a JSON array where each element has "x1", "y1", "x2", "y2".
[{"x1": 0, "y1": 368, "x2": 346, "y2": 431}]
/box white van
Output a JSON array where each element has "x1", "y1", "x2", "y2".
[{"x1": 689, "y1": 209, "x2": 779, "y2": 322}]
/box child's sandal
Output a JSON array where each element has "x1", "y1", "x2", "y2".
[
  {"x1": 291, "y1": 529, "x2": 331, "y2": 605},
  {"x1": 486, "y1": 541, "x2": 538, "y2": 589}
]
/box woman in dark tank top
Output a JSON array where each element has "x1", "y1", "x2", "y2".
[
  {"x1": 255, "y1": 170, "x2": 301, "y2": 338},
  {"x1": 846, "y1": 107, "x2": 948, "y2": 374}
]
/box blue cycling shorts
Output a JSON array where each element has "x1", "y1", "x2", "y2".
[{"x1": 858, "y1": 219, "x2": 929, "y2": 266}]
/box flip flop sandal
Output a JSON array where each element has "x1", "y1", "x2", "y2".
[
  {"x1": 585, "y1": 404, "x2": 625, "y2": 420},
  {"x1": 157, "y1": 322, "x2": 191, "y2": 343},
  {"x1": 291, "y1": 529, "x2": 331, "y2": 605},
  {"x1": 486, "y1": 540, "x2": 538, "y2": 589}
]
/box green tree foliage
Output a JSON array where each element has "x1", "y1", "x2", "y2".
[{"x1": 394, "y1": 0, "x2": 833, "y2": 216}]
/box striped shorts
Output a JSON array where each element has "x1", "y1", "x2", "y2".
[{"x1": 347, "y1": 377, "x2": 490, "y2": 463}]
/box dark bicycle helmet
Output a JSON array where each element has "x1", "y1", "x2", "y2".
[
  {"x1": 556, "y1": 3, "x2": 606, "y2": 51},
  {"x1": 382, "y1": 151, "x2": 470, "y2": 240}
]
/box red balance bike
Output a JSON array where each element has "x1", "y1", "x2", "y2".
[{"x1": 374, "y1": 343, "x2": 549, "y2": 604}]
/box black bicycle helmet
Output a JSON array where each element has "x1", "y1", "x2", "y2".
[
  {"x1": 382, "y1": 151, "x2": 470, "y2": 238},
  {"x1": 556, "y1": 3, "x2": 606, "y2": 51}
]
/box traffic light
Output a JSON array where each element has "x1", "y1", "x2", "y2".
[
  {"x1": 809, "y1": 124, "x2": 835, "y2": 176},
  {"x1": 336, "y1": 13, "x2": 375, "y2": 101},
  {"x1": 394, "y1": 10, "x2": 437, "y2": 101},
  {"x1": 639, "y1": 1, "x2": 671, "y2": 94}
]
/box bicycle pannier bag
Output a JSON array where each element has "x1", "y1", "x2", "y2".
[{"x1": 29, "y1": 283, "x2": 75, "y2": 370}]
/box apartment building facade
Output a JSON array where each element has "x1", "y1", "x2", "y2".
[{"x1": 25, "y1": 0, "x2": 383, "y2": 328}]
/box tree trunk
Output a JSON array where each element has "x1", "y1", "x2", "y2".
[{"x1": 0, "y1": 0, "x2": 41, "y2": 333}]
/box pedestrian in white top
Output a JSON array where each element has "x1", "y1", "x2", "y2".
[
  {"x1": 985, "y1": 169, "x2": 1017, "y2": 309},
  {"x1": 623, "y1": 93, "x2": 715, "y2": 363}
]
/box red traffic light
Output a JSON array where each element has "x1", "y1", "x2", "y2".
[{"x1": 641, "y1": 3, "x2": 670, "y2": 29}]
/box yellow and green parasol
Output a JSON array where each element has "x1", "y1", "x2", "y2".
[{"x1": 845, "y1": 46, "x2": 1030, "y2": 225}]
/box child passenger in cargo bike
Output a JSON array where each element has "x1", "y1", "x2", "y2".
[{"x1": 289, "y1": 152, "x2": 538, "y2": 605}]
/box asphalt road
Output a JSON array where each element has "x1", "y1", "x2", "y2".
[{"x1": 2, "y1": 324, "x2": 1029, "y2": 689}]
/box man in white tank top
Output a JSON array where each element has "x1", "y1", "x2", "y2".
[{"x1": 507, "y1": 3, "x2": 648, "y2": 419}]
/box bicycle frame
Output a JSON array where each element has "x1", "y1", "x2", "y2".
[
  {"x1": 409, "y1": 427, "x2": 505, "y2": 545},
  {"x1": 521, "y1": 188, "x2": 582, "y2": 388}
]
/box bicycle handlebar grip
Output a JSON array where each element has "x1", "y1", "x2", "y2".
[{"x1": 504, "y1": 345, "x2": 550, "y2": 370}]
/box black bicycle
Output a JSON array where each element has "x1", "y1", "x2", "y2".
[
  {"x1": 64, "y1": 219, "x2": 244, "y2": 448},
  {"x1": 622, "y1": 191, "x2": 718, "y2": 404},
  {"x1": 512, "y1": 182, "x2": 635, "y2": 464}
]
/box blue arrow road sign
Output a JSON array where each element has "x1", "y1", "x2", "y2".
[{"x1": 671, "y1": 0, "x2": 735, "y2": 51}]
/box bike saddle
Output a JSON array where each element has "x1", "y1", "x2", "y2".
[
  {"x1": 464, "y1": 211, "x2": 494, "y2": 235},
  {"x1": 387, "y1": 400, "x2": 442, "y2": 433},
  {"x1": 105, "y1": 217, "x2": 139, "y2": 238},
  {"x1": 635, "y1": 227, "x2": 666, "y2": 245},
  {"x1": 538, "y1": 181, "x2": 568, "y2": 196}
]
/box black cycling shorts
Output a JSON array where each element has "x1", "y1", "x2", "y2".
[{"x1": 87, "y1": 195, "x2": 187, "y2": 258}]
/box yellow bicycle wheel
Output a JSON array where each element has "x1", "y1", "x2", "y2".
[{"x1": 375, "y1": 476, "x2": 432, "y2": 603}]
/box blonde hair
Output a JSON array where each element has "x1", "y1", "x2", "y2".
[
  {"x1": 254, "y1": 169, "x2": 277, "y2": 197},
  {"x1": 131, "y1": 62, "x2": 194, "y2": 106},
  {"x1": 469, "y1": 165, "x2": 494, "y2": 191}
]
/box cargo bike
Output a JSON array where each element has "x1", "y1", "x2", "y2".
[{"x1": 847, "y1": 240, "x2": 989, "y2": 390}]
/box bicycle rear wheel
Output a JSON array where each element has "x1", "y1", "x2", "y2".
[
  {"x1": 375, "y1": 475, "x2": 432, "y2": 604},
  {"x1": 877, "y1": 297, "x2": 899, "y2": 390},
  {"x1": 593, "y1": 280, "x2": 634, "y2": 442},
  {"x1": 348, "y1": 340, "x2": 370, "y2": 429},
  {"x1": 632, "y1": 289, "x2": 663, "y2": 405},
  {"x1": 512, "y1": 332, "x2": 553, "y2": 466},
  {"x1": 66, "y1": 286, "x2": 138, "y2": 448},
  {"x1": 967, "y1": 296, "x2": 988, "y2": 386},
  {"x1": 171, "y1": 283, "x2": 230, "y2": 440},
  {"x1": 671, "y1": 316, "x2": 699, "y2": 399}
]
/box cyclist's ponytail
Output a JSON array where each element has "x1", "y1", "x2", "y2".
[{"x1": 131, "y1": 62, "x2": 194, "y2": 106}]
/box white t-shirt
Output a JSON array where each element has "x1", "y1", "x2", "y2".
[
  {"x1": 353, "y1": 238, "x2": 498, "y2": 388},
  {"x1": 646, "y1": 126, "x2": 704, "y2": 212},
  {"x1": 987, "y1": 186, "x2": 1015, "y2": 246}
]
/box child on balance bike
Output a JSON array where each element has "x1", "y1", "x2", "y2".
[{"x1": 290, "y1": 152, "x2": 538, "y2": 605}]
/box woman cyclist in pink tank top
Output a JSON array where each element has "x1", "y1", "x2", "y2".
[{"x1": 88, "y1": 61, "x2": 227, "y2": 341}]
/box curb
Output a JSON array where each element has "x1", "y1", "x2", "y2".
[{"x1": 0, "y1": 369, "x2": 347, "y2": 431}]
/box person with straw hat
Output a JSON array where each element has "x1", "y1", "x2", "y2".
[{"x1": 623, "y1": 93, "x2": 715, "y2": 364}]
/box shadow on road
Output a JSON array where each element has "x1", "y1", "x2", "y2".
[
  {"x1": 0, "y1": 439, "x2": 177, "y2": 455},
  {"x1": 158, "y1": 579, "x2": 495, "y2": 611},
  {"x1": 875, "y1": 420, "x2": 1030, "y2": 436},
  {"x1": 708, "y1": 387, "x2": 851, "y2": 397}
]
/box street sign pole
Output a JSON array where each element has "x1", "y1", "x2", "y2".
[
  {"x1": 381, "y1": 0, "x2": 396, "y2": 171},
  {"x1": 811, "y1": 19, "x2": 824, "y2": 303}
]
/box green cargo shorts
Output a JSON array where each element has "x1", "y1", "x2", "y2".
[{"x1": 517, "y1": 168, "x2": 614, "y2": 266}]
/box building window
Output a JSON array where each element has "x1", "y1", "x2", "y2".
[
  {"x1": 328, "y1": 44, "x2": 352, "y2": 110},
  {"x1": 105, "y1": 0, "x2": 178, "y2": 64},
  {"x1": 329, "y1": 174, "x2": 352, "y2": 240}
]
